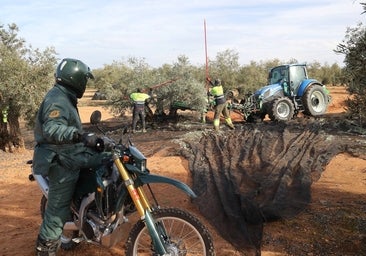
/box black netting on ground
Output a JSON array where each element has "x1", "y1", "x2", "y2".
[{"x1": 180, "y1": 120, "x2": 366, "y2": 255}]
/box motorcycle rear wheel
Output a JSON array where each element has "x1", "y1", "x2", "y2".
[
  {"x1": 125, "y1": 207, "x2": 215, "y2": 256},
  {"x1": 40, "y1": 195, "x2": 79, "y2": 250}
]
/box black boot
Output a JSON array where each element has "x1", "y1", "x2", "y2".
[{"x1": 35, "y1": 235, "x2": 60, "y2": 256}]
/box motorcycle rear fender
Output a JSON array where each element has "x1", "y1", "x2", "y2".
[{"x1": 139, "y1": 174, "x2": 197, "y2": 198}]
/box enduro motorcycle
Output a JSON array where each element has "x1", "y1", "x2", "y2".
[{"x1": 28, "y1": 110, "x2": 215, "y2": 255}]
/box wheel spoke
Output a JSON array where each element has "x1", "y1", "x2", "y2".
[{"x1": 125, "y1": 208, "x2": 214, "y2": 256}]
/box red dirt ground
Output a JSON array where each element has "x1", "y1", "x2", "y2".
[{"x1": 1, "y1": 86, "x2": 365, "y2": 256}]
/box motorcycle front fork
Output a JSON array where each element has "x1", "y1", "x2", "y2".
[{"x1": 112, "y1": 154, "x2": 168, "y2": 255}]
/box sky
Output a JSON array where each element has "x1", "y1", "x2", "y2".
[{"x1": 1, "y1": 0, "x2": 365, "y2": 69}]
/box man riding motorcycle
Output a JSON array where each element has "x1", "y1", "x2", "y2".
[{"x1": 33, "y1": 58, "x2": 105, "y2": 256}]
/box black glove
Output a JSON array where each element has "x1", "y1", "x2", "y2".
[
  {"x1": 94, "y1": 138, "x2": 105, "y2": 152},
  {"x1": 81, "y1": 133, "x2": 95, "y2": 146},
  {"x1": 81, "y1": 133, "x2": 104, "y2": 152}
]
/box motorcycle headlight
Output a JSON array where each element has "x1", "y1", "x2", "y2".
[
  {"x1": 129, "y1": 146, "x2": 148, "y2": 173},
  {"x1": 138, "y1": 159, "x2": 147, "y2": 173}
]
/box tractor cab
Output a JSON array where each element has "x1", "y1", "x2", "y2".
[{"x1": 268, "y1": 64, "x2": 308, "y2": 96}]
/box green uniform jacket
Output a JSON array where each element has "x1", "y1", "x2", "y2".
[{"x1": 33, "y1": 84, "x2": 87, "y2": 175}]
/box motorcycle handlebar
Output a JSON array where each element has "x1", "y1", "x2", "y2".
[{"x1": 101, "y1": 136, "x2": 116, "y2": 151}]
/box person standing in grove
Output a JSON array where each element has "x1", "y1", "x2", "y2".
[
  {"x1": 207, "y1": 78, "x2": 235, "y2": 131},
  {"x1": 130, "y1": 88, "x2": 151, "y2": 133}
]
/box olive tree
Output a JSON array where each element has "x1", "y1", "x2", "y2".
[
  {"x1": 237, "y1": 61, "x2": 268, "y2": 96},
  {"x1": 335, "y1": 3, "x2": 366, "y2": 125},
  {"x1": 93, "y1": 57, "x2": 158, "y2": 117},
  {"x1": 95, "y1": 55, "x2": 206, "y2": 120},
  {"x1": 0, "y1": 23, "x2": 57, "y2": 151},
  {"x1": 209, "y1": 49, "x2": 241, "y2": 90},
  {"x1": 156, "y1": 55, "x2": 207, "y2": 117}
]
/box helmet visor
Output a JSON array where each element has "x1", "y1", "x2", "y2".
[{"x1": 86, "y1": 69, "x2": 94, "y2": 80}]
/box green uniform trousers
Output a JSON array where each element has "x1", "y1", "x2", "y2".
[
  {"x1": 39, "y1": 150, "x2": 110, "y2": 241},
  {"x1": 39, "y1": 163, "x2": 79, "y2": 240}
]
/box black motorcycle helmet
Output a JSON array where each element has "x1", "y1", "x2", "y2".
[{"x1": 55, "y1": 58, "x2": 94, "y2": 98}]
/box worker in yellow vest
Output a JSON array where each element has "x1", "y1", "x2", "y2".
[
  {"x1": 130, "y1": 88, "x2": 151, "y2": 133},
  {"x1": 207, "y1": 78, "x2": 234, "y2": 131},
  {"x1": 2, "y1": 106, "x2": 8, "y2": 123}
]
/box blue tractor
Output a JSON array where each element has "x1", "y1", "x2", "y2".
[{"x1": 230, "y1": 64, "x2": 331, "y2": 122}]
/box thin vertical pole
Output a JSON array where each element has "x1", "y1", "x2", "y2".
[{"x1": 204, "y1": 19, "x2": 209, "y2": 87}]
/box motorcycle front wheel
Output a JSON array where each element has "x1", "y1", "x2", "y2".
[{"x1": 125, "y1": 207, "x2": 215, "y2": 256}]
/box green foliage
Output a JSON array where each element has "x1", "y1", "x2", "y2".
[
  {"x1": 94, "y1": 55, "x2": 207, "y2": 116},
  {"x1": 237, "y1": 60, "x2": 268, "y2": 95},
  {"x1": 93, "y1": 58, "x2": 154, "y2": 116},
  {"x1": 209, "y1": 49, "x2": 240, "y2": 90},
  {"x1": 307, "y1": 62, "x2": 345, "y2": 86},
  {"x1": 335, "y1": 4, "x2": 366, "y2": 125},
  {"x1": 0, "y1": 23, "x2": 57, "y2": 128},
  {"x1": 162, "y1": 55, "x2": 207, "y2": 113}
]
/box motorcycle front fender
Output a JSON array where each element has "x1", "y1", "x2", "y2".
[{"x1": 139, "y1": 174, "x2": 197, "y2": 198}]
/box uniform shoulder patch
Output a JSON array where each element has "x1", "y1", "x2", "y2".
[{"x1": 49, "y1": 110, "x2": 60, "y2": 118}]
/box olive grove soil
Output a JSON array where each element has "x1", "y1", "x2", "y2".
[{"x1": 0, "y1": 86, "x2": 365, "y2": 256}]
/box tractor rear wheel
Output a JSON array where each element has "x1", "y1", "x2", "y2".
[
  {"x1": 303, "y1": 84, "x2": 328, "y2": 116},
  {"x1": 269, "y1": 97, "x2": 295, "y2": 121}
]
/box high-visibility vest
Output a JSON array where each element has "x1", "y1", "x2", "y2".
[
  {"x1": 2, "y1": 107, "x2": 8, "y2": 123},
  {"x1": 210, "y1": 86, "x2": 225, "y2": 105},
  {"x1": 130, "y1": 92, "x2": 150, "y2": 105},
  {"x1": 210, "y1": 85, "x2": 224, "y2": 97}
]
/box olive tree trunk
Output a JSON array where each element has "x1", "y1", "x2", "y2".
[{"x1": 0, "y1": 101, "x2": 24, "y2": 152}]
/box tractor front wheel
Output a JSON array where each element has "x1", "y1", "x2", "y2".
[{"x1": 269, "y1": 97, "x2": 295, "y2": 121}]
